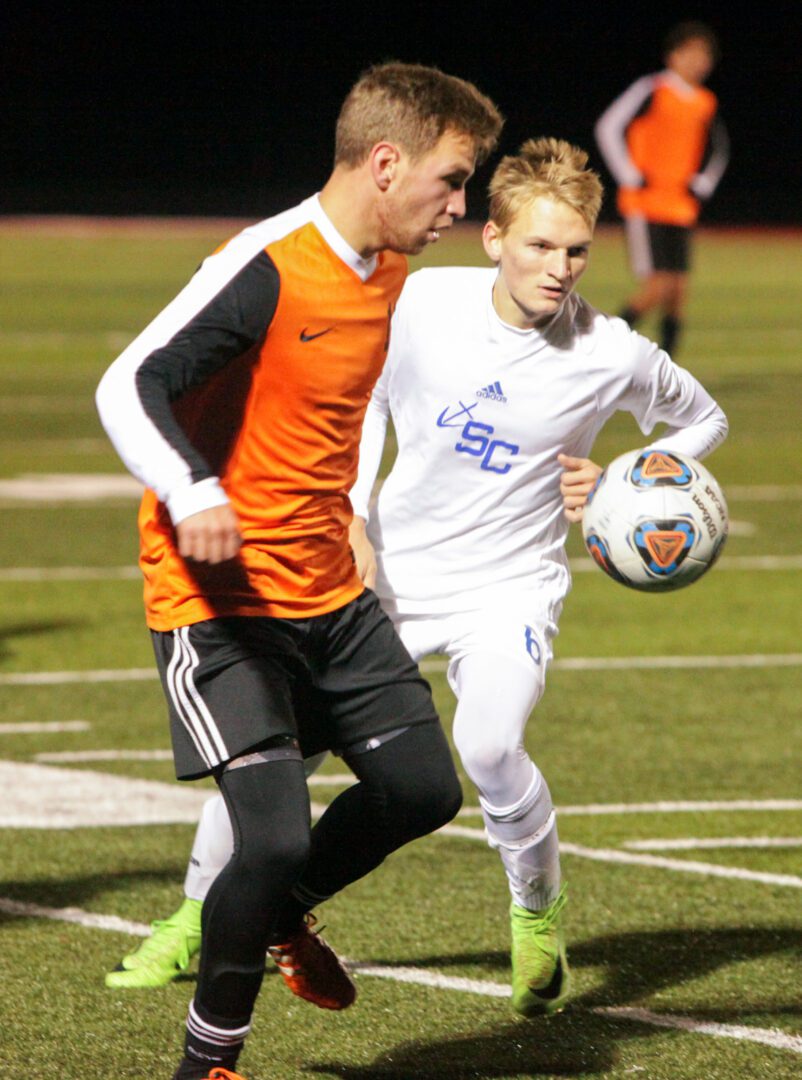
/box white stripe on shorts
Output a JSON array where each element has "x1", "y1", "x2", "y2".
[{"x1": 166, "y1": 626, "x2": 230, "y2": 769}]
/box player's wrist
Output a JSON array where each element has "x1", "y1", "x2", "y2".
[{"x1": 167, "y1": 477, "x2": 230, "y2": 525}]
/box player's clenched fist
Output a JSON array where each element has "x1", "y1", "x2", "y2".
[
  {"x1": 558, "y1": 453, "x2": 602, "y2": 523},
  {"x1": 176, "y1": 504, "x2": 242, "y2": 564}
]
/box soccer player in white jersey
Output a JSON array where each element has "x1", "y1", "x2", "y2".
[{"x1": 106, "y1": 138, "x2": 727, "y2": 1017}]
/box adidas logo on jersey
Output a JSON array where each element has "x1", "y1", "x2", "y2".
[{"x1": 476, "y1": 381, "x2": 507, "y2": 403}]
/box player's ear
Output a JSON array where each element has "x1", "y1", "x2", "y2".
[
  {"x1": 370, "y1": 142, "x2": 402, "y2": 191},
  {"x1": 482, "y1": 220, "x2": 503, "y2": 263}
]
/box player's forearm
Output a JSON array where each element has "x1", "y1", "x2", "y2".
[
  {"x1": 650, "y1": 399, "x2": 729, "y2": 461},
  {"x1": 349, "y1": 394, "x2": 390, "y2": 518},
  {"x1": 95, "y1": 354, "x2": 218, "y2": 513}
]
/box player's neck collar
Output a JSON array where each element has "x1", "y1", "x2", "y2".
[{"x1": 311, "y1": 194, "x2": 378, "y2": 282}]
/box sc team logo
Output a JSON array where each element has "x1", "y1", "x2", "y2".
[{"x1": 437, "y1": 395, "x2": 519, "y2": 475}]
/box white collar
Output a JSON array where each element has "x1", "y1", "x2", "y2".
[{"x1": 310, "y1": 194, "x2": 378, "y2": 282}]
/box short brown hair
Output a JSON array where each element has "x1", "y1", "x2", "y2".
[
  {"x1": 334, "y1": 61, "x2": 503, "y2": 167},
  {"x1": 663, "y1": 21, "x2": 720, "y2": 63},
  {"x1": 488, "y1": 137, "x2": 604, "y2": 232}
]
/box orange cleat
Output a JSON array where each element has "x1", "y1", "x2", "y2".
[{"x1": 267, "y1": 914, "x2": 356, "y2": 1010}]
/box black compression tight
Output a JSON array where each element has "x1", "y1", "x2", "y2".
[{"x1": 195, "y1": 721, "x2": 462, "y2": 1023}]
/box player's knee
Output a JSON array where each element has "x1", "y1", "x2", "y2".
[
  {"x1": 455, "y1": 734, "x2": 522, "y2": 792},
  {"x1": 241, "y1": 823, "x2": 311, "y2": 887}
]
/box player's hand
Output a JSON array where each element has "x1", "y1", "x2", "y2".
[
  {"x1": 349, "y1": 516, "x2": 377, "y2": 589},
  {"x1": 558, "y1": 453, "x2": 602, "y2": 523},
  {"x1": 176, "y1": 504, "x2": 242, "y2": 564}
]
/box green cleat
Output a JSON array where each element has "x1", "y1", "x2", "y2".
[
  {"x1": 105, "y1": 897, "x2": 203, "y2": 989},
  {"x1": 509, "y1": 885, "x2": 570, "y2": 1017}
]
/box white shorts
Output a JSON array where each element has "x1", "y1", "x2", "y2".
[{"x1": 393, "y1": 588, "x2": 563, "y2": 701}]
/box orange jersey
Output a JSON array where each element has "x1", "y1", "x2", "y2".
[
  {"x1": 97, "y1": 197, "x2": 406, "y2": 629},
  {"x1": 595, "y1": 71, "x2": 727, "y2": 227}
]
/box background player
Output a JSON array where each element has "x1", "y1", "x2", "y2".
[
  {"x1": 96, "y1": 61, "x2": 502, "y2": 1080},
  {"x1": 594, "y1": 21, "x2": 729, "y2": 354},
  {"x1": 106, "y1": 137, "x2": 727, "y2": 1022}
]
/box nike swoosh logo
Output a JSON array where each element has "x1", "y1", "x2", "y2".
[{"x1": 300, "y1": 326, "x2": 335, "y2": 342}]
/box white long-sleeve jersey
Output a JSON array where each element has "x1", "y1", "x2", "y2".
[{"x1": 350, "y1": 267, "x2": 727, "y2": 616}]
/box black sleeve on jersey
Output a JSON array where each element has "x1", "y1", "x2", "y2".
[
  {"x1": 134, "y1": 249, "x2": 280, "y2": 483},
  {"x1": 697, "y1": 115, "x2": 730, "y2": 177}
]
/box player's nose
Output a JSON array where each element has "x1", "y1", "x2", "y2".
[
  {"x1": 446, "y1": 187, "x2": 467, "y2": 219},
  {"x1": 549, "y1": 249, "x2": 571, "y2": 280}
]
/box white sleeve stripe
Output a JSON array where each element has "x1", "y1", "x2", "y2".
[
  {"x1": 95, "y1": 198, "x2": 318, "y2": 506},
  {"x1": 595, "y1": 75, "x2": 655, "y2": 187}
]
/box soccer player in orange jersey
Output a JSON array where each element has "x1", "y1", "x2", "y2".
[
  {"x1": 96, "y1": 62, "x2": 502, "y2": 1080},
  {"x1": 595, "y1": 22, "x2": 729, "y2": 354}
]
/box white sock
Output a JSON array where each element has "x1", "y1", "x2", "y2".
[{"x1": 481, "y1": 765, "x2": 561, "y2": 911}]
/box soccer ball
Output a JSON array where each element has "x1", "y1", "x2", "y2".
[{"x1": 581, "y1": 448, "x2": 728, "y2": 591}]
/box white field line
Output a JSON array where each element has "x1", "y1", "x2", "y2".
[
  {"x1": 438, "y1": 827, "x2": 802, "y2": 888},
  {"x1": 453, "y1": 799, "x2": 802, "y2": 818},
  {"x1": 0, "y1": 720, "x2": 90, "y2": 734},
  {"x1": 0, "y1": 566, "x2": 140, "y2": 581},
  {"x1": 428, "y1": 653, "x2": 802, "y2": 674},
  {"x1": 555, "y1": 798, "x2": 802, "y2": 816},
  {"x1": 557, "y1": 841, "x2": 802, "y2": 889},
  {"x1": 2, "y1": 553, "x2": 802, "y2": 582},
  {"x1": 3, "y1": 652, "x2": 801, "y2": 687},
  {"x1": 0, "y1": 668, "x2": 159, "y2": 686},
  {"x1": 726, "y1": 484, "x2": 802, "y2": 501},
  {"x1": 30, "y1": 749, "x2": 354, "y2": 790},
  {"x1": 624, "y1": 836, "x2": 802, "y2": 851},
  {"x1": 595, "y1": 1007, "x2": 802, "y2": 1054},
  {"x1": 0, "y1": 897, "x2": 799, "y2": 1056}
]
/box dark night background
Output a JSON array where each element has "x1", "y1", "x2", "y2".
[{"x1": 2, "y1": 1, "x2": 801, "y2": 224}]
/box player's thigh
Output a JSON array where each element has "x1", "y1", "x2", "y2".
[
  {"x1": 313, "y1": 590, "x2": 439, "y2": 753},
  {"x1": 152, "y1": 617, "x2": 300, "y2": 779},
  {"x1": 445, "y1": 603, "x2": 559, "y2": 749}
]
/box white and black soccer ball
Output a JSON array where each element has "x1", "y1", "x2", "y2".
[{"x1": 581, "y1": 448, "x2": 728, "y2": 591}]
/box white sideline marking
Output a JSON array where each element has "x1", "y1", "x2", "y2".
[
  {"x1": 550, "y1": 653, "x2": 802, "y2": 672},
  {"x1": 0, "y1": 474, "x2": 142, "y2": 501},
  {"x1": 36, "y1": 749, "x2": 174, "y2": 762},
  {"x1": 0, "y1": 668, "x2": 158, "y2": 686},
  {"x1": 426, "y1": 653, "x2": 802, "y2": 674},
  {"x1": 0, "y1": 720, "x2": 90, "y2": 734},
  {"x1": 347, "y1": 961, "x2": 511, "y2": 998},
  {"x1": 0, "y1": 760, "x2": 329, "y2": 829},
  {"x1": 0, "y1": 897, "x2": 152, "y2": 937},
  {"x1": 624, "y1": 836, "x2": 802, "y2": 851},
  {"x1": 558, "y1": 841, "x2": 802, "y2": 889},
  {"x1": 0, "y1": 761, "x2": 213, "y2": 828},
  {"x1": 0, "y1": 566, "x2": 140, "y2": 582},
  {"x1": 726, "y1": 484, "x2": 802, "y2": 501},
  {"x1": 597, "y1": 1006, "x2": 802, "y2": 1054},
  {"x1": 31, "y1": 749, "x2": 353, "y2": 789},
  {"x1": 4, "y1": 653, "x2": 801, "y2": 687},
  {"x1": 439, "y1": 828, "x2": 802, "y2": 888},
  {"x1": 1, "y1": 897, "x2": 799, "y2": 1056},
  {"x1": 556, "y1": 799, "x2": 802, "y2": 816}
]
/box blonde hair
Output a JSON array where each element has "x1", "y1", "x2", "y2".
[
  {"x1": 488, "y1": 137, "x2": 603, "y2": 232},
  {"x1": 334, "y1": 61, "x2": 503, "y2": 167}
]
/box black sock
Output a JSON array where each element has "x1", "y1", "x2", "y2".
[
  {"x1": 172, "y1": 999, "x2": 247, "y2": 1080},
  {"x1": 660, "y1": 314, "x2": 682, "y2": 354},
  {"x1": 618, "y1": 305, "x2": 640, "y2": 327}
]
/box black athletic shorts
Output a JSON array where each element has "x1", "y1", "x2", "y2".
[
  {"x1": 626, "y1": 217, "x2": 692, "y2": 275},
  {"x1": 151, "y1": 589, "x2": 439, "y2": 780}
]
